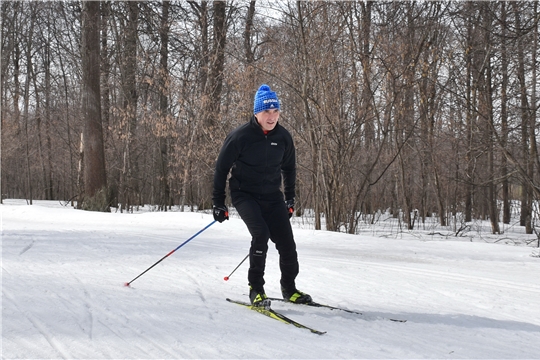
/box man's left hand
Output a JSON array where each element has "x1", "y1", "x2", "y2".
[{"x1": 285, "y1": 199, "x2": 294, "y2": 219}]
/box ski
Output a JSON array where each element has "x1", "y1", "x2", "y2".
[
  {"x1": 268, "y1": 297, "x2": 407, "y2": 323},
  {"x1": 268, "y1": 297, "x2": 362, "y2": 314},
  {"x1": 226, "y1": 298, "x2": 326, "y2": 335}
]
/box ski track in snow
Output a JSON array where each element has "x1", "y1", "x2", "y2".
[
  {"x1": 2, "y1": 200, "x2": 540, "y2": 359},
  {"x1": 18, "y1": 240, "x2": 34, "y2": 256},
  {"x1": 3, "y1": 272, "x2": 74, "y2": 359},
  {"x1": 299, "y1": 251, "x2": 540, "y2": 330}
]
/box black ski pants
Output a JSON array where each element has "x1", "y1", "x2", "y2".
[{"x1": 231, "y1": 190, "x2": 299, "y2": 292}]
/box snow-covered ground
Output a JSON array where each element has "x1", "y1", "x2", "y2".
[{"x1": 2, "y1": 199, "x2": 540, "y2": 359}]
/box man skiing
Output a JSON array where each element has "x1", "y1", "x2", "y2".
[{"x1": 212, "y1": 84, "x2": 312, "y2": 307}]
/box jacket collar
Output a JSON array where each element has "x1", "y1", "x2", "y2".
[{"x1": 250, "y1": 115, "x2": 279, "y2": 135}]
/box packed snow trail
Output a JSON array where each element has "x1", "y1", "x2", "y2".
[{"x1": 2, "y1": 200, "x2": 540, "y2": 359}]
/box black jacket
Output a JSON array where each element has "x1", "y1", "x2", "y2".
[{"x1": 212, "y1": 116, "x2": 296, "y2": 206}]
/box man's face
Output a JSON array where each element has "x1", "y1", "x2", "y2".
[{"x1": 255, "y1": 109, "x2": 280, "y2": 132}]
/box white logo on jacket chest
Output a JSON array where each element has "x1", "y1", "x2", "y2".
[{"x1": 271, "y1": 142, "x2": 278, "y2": 146}]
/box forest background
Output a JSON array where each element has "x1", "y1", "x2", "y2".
[{"x1": 1, "y1": 1, "x2": 539, "y2": 237}]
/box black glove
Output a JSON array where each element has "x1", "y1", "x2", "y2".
[
  {"x1": 285, "y1": 199, "x2": 294, "y2": 219},
  {"x1": 213, "y1": 205, "x2": 229, "y2": 223}
]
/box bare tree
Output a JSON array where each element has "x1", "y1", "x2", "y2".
[
  {"x1": 481, "y1": 3, "x2": 500, "y2": 234},
  {"x1": 513, "y1": 2, "x2": 533, "y2": 233},
  {"x1": 117, "y1": 1, "x2": 139, "y2": 212},
  {"x1": 157, "y1": 0, "x2": 172, "y2": 210},
  {"x1": 500, "y1": 1, "x2": 511, "y2": 225},
  {"x1": 22, "y1": 3, "x2": 37, "y2": 205}
]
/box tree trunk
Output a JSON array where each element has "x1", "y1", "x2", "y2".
[
  {"x1": 119, "y1": 1, "x2": 139, "y2": 212},
  {"x1": 203, "y1": 1, "x2": 227, "y2": 127},
  {"x1": 500, "y1": 2, "x2": 510, "y2": 225},
  {"x1": 23, "y1": 5, "x2": 36, "y2": 205},
  {"x1": 513, "y1": 3, "x2": 532, "y2": 233},
  {"x1": 158, "y1": 0, "x2": 171, "y2": 211},
  {"x1": 529, "y1": 2, "x2": 539, "y2": 233},
  {"x1": 101, "y1": 1, "x2": 111, "y2": 134},
  {"x1": 398, "y1": 4, "x2": 417, "y2": 230},
  {"x1": 243, "y1": 0, "x2": 256, "y2": 94},
  {"x1": 81, "y1": 1, "x2": 107, "y2": 211},
  {"x1": 483, "y1": 4, "x2": 500, "y2": 234},
  {"x1": 464, "y1": 2, "x2": 474, "y2": 223},
  {"x1": 44, "y1": 19, "x2": 53, "y2": 200}
]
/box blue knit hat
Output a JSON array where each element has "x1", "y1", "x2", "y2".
[{"x1": 253, "y1": 84, "x2": 280, "y2": 114}]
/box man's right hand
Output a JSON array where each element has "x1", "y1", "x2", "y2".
[{"x1": 213, "y1": 205, "x2": 229, "y2": 223}]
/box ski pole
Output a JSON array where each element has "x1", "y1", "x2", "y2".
[
  {"x1": 124, "y1": 220, "x2": 217, "y2": 287},
  {"x1": 223, "y1": 253, "x2": 249, "y2": 281}
]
